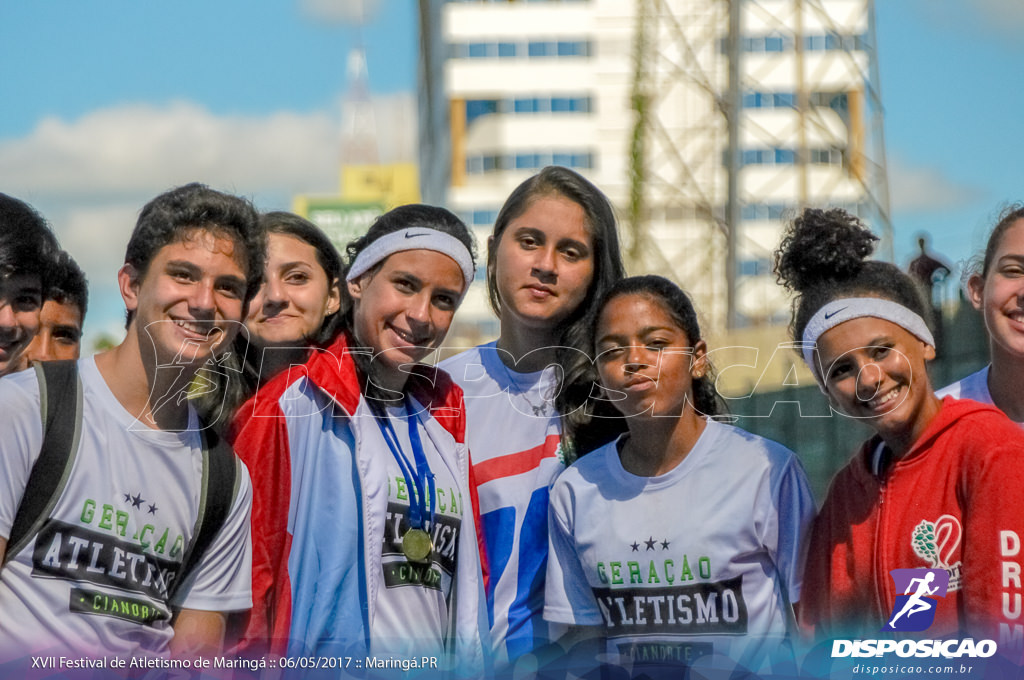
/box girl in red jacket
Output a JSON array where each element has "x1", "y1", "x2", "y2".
[{"x1": 775, "y1": 208, "x2": 1024, "y2": 656}]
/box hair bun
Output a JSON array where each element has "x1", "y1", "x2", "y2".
[{"x1": 774, "y1": 207, "x2": 878, "y2": 293}]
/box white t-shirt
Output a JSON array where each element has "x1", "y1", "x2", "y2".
[
  {"x1": 369, "y1": 400, "x2": 463, "y2": 659},
  {"x1": 544, "y1": 419, "x2": 815, "y2": 672},
  {"x1": 440, "y1": 343, "x2": 565, "y2": 662},
  {"x1": 0, "y1": 357, "x2": 252, "y2": 659}
]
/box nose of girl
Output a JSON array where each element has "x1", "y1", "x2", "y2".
[
  {"x1": 405, "y1": 292, "x2": 432, "y2": 328},
  {"x1": 531, "y1": 247, "x2": 558, "y2": 282},
  {"x1": 857, "y1": 362, "x2": 885, "y2": 400},
  {"x1": 625, "y1": 345, "x2": 651, "y2": 371},
  {"x1": 262, "y1": 280, "x2": 288, "y2": 315}
]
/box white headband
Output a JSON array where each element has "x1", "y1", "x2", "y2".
[
  {"x1": 801, "y1": 297, "x2": 935, "y2": 380},
  {"x1": 345, "y1": 228, "x2": 476, "y2": 289}
]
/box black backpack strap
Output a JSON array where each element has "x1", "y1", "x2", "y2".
[
  {"x1": 4, "y1": 360, "x2": 83, "y2": 565},
  {"x1": 170, "y1": 423, "x2": 239, "y2": 605}
]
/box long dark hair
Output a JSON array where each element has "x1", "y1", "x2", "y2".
[
  {"x1": 484, "y1": 167, "x2": 626, "y2": 456},
  {"x1": 566, "y1": 275, "x2": 723, "y2": 456},
  {"x1": 195, "y1": 211, "x2": 343, "y2": 428},
  {"x1": 263, "y1": 211, "x2": 345, "y2": 345}
]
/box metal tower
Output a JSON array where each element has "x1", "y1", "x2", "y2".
[{"x1": 627, "y1": 0, "x2": 891, "y2": 331}]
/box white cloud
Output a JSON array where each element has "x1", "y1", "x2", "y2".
[
  {"x1": 0, "y1": 101, "x2": 343, "y2": 200},
  {"x1": 300, "y1": 0, "x2": 384, "y2": 24},
  {"x1": 0, "y1": 95, "x2": 417, "y2": 347},
  {"x1": 0, "y1": 96, "x2": 417, "y2": 202},
  {"x1": 887, "y1": 156, "x2": 983, "y2": 213}
]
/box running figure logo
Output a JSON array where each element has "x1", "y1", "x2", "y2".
[{"x1": 883, "y1": 568, "x2": 950, "y2": 632}]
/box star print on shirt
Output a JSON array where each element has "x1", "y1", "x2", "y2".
[
  {"x1": 123, "y1": 493, "x2": 132, "y2": 504},
  {"x1": 148, "y1": 503, "x2": 158, "y2": 515},
  {"x1": 630, "y1": 542, "x2": 640, "y2": 552},
  {"x1": 661, "y1": 539, "x2": 670, "y2": 550},
  {"x1": 644, "y1": 537, "x2": 657, "y2": 551},
  {"x1": 131, "y1": 493, "x2": 145, "y2": 509}
]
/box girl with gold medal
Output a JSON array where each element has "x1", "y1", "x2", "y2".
[{"x1": 229, "y1": 205, "x2": 489, "y2": 674}]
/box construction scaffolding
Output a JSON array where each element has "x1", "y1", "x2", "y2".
[
  {"x1": 626, "y1": 0, "x2": 891, "y2": 331},
  {"x1": 418, "y1": 0, "x2": 891, "y2": 338}
]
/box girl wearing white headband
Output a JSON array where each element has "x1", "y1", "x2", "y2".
[
  {"x1": 228, "y1": 205, "x2": 489, "y2": 673},
  {"x1": 776, "y1": 207, "x2": 1024, "y2": 647}
]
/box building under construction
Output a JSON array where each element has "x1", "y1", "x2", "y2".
[{"x1": 420, "y1": 0, "x2": 890, "y2": 339}]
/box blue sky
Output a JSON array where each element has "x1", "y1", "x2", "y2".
[{"x1": 1, "y1": 0, "x2": 1022, "y2": 343}]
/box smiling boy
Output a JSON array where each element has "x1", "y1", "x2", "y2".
[{"x1": 0, "y1": 184, "x2": 264, "y2": 660}]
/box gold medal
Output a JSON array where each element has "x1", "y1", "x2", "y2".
[{"x1": 402, "y1": 528, "x2": 433, "y2": 563}]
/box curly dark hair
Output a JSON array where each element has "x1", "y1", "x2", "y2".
[{"x1": 774, "y1": 207, "x2": 929, "y2": 344}]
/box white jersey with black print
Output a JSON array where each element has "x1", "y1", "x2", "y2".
[
  {"x1": 544, "y1": 419, "x2": 815, "y2": 673},
  {"x1": 0, "y1": 357, "x2": 252, "y2": 659}
]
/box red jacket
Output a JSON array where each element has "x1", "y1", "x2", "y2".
[
  {"x1": 227, "y1": 332, "x2": 469, "y2": 655},
  {"x1": 800, "y1": 397, "x2": 1024, "y2": 652}
]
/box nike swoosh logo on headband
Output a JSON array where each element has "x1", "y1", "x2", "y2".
[
  {"x1": 404, "y1": 231, "x2": 430, "y2": 239},
  {"x1": 824, "y1": 307, "x2": 848, "y2": 320}
]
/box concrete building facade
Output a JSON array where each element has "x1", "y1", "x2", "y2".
[{"x1": 423, "y1": 0, "x2": 889, "y2": 343}]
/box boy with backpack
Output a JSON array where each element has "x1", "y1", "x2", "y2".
[{"x1": 0, "y1": 183, "x2": 263, "y2": 659}]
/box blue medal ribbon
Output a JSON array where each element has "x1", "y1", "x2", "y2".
[{"x1": 375, "y1": 398, "x2": 436, "y2": 532}]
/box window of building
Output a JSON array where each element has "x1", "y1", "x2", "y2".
[
  {"x1": 729, "y1": 32, "x2": 867, "y2": 54},
  {"x1": 471, "y1": 209, "x2": 499, "y2": 226},
  {"x1": 734, "y1": 147, "x2": 845, "y2": 166},
  {"x1": 528, "y1": 41, "x2": 554, "y2": 57},
  {"x1": 466, "y1": 99, "x2": 500, "y2": 124},
  {"x1": 809, "y1": 148, "x2": 844, "y2": 165},
  {"x1": 571, "y1": 152, "x2": 593, "y2": 169},
  {"x1": 557, "y1": 40, "x2": 589, "y2": 56},
  {"x1": 452, "y1": 39, "x2": 591, "y2": 60},
  {"x1": 467, "y1": 150, "x2": 595, "y2": 174},
  {"x1": 744, "y1": 90, "x2": 852, "y2": 113},
  {"x1": 515, "y1": 153, "x2": 540, "y2": 169},
  {"x1": 739, "y1": 258, "x2": 773, "y2": 277},
  {"x1": 741, "y1": 203, "x2": 790, "y2": 221},
  {"x1": 471, "y1": 95, "x2": 591, "y2": 119}
]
